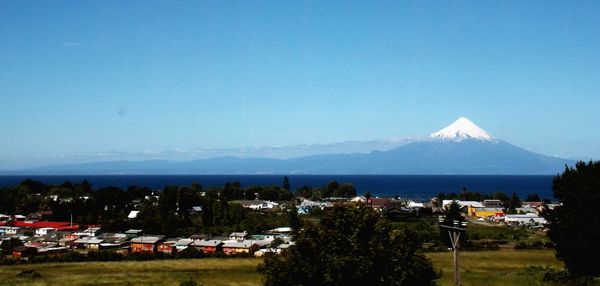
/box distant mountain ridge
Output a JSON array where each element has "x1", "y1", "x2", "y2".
[{"x1": 10, "y1": 117, "x2": 575, "y2": 175}]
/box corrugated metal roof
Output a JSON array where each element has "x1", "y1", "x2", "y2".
[
  {"x1": 130, "y1": 236, "x2": 164, "y2": 244},
  {"x1": 222, "y1": 241, "x2": 256, "y2": 248},
  {"x1": 192, "y1": 240, "x2": 223, "y2": 247},
  {"x1": 74, "y1": 238, "x2": 104, "y2": 244},
  {"x1": 176, "y1": 239, "x2": 194, "y2": 246},
  {"x1": 472, "y1": 208, "x2": 504, "y2": 212}
]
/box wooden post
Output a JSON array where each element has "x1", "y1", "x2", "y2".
[{"x1": 449, "y1": 231, "x2": 461, "y2": 286}]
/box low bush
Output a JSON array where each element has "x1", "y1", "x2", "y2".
[
  {"x1": 464, "y1": 240, "x2": 500, "y2": 251},
  {"x1": 515, "y1": 240, "x2": 552, "y2": 250},
  {"x1": 1, "y1": 248, "x2": 255, "y2": 266},
  {"x1": 175, "y1": 247, "x2": 205, "y2": 259},
  {"x1": 16, "y1": 269, "x2": 42, "y2": 278},
  {"x1": 87, "y1": 250, "x2": 126, "y2": 262},
  {"x1": 180, "y1": 278, "x2": 198, "y2": 286}
]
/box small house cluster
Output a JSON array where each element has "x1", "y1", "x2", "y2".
[
  {"x1": 298, "y1": 196, "x2": 429, "y2": 215},
  {"x1": 440, "y1": 199, "x2": 555, "y2": 227},
  {"x1": 0, "y1": 211, "x2": 293, "y2": 260}
]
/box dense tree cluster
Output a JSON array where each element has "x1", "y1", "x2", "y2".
[
  {"x1": 544, "y1": 161, "x2": 600, "y2": 277},
  {"x1": 258, "y1": 206, "x2": 438, "y2": 286},
  {"x1": 295, "y1": 180, "x2": 356, "y2": 200}
]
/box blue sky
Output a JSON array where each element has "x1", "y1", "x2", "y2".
[{"x1": 1, "y1": 1, "x2": 599, "y2": 169}]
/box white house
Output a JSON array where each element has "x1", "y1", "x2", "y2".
[
  {"x1": 442, "y1": 200, "x2": 484, "y2": 209},
  {"x1": 175, "y1": 238, "x2": 194, "y2": 251},
  {"x1": 515, "y1": 207, "x2": 538, "y2": 214},
  {"x1": 0, "y1": 226, "x2": 20, "y2": 235},
  {"x1": 407, "y1": 201, "x2": 425, "y2": 208},
  {"x1": 127, "y1": 210, "x2": 140, "y2": 219},
  {"x1": 229, "y1": 231, "x2": 248, "y2": 241},
  {"x1": 270, "y1": 227, "x2": 292, "y2": 234},
  {"x1": 0, "y1": 226, "x2": 21, "y2": 235},
  {"x1": 35, "y1": 227, "x2": 56, "y2": 236},
  {"x1": 72, "y1": 227, "x2": 102, "y2": 238},
  {"x1": 236, "y1": 200, "x2": 279, "y2": 210},
  {"x1": 350, "y1": 196, "x2": 367, "y2": 203},
  {"x1": 504, "y1": 213, "x2": 547, "y2": 225}
]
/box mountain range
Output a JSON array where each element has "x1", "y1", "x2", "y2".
[{"x1": 8, "y1": 117, "x2": 574, "y2": 175}]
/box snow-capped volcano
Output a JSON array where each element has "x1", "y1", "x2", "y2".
[
  {"x1": 430, "y1": 117, "x2": 497, "y2": 142},
  {"x1": 18, "y1": 116, "x2": 575, "y2": 175}
]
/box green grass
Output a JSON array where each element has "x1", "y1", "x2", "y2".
[
  {"x1": 0, "y1": 258, "x2": 263, "y2": 286},
  {"x1": 427, "y1": 250, "x2": 563, "y2": 286},
  {"x1": 465, "y1": 222, "x2": 547, "y2": 243},
  {"x1": 0, "y1": 250, "x2": 570, "y2": 286}
]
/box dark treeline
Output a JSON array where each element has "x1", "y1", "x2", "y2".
[
  {"x1": 0, "y1": 246, "x2": 253, "y2": 266},
  {"x1": 0, "y1": 178, "x2": 356, "y2": 237},
  {"x1": 295, "y1": 180, "x2": 357, "y2": 200}
]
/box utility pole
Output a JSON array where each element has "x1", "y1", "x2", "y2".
[
  {"x1": 439, "y1": 218, "x2": 467, "y2": 286},
  {"x1": 449, "y1": 230, "x2": 461, "y2": 286}
]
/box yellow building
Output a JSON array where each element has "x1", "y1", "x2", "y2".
[{"x1": 468, "y1": 206, "x2": 504, "y2": 218}]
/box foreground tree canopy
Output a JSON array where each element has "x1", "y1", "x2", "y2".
[
  {"x1": 544, "y1": 161, "x2": 600, "y2": 277},
  {"x1": 258, "y1": 206, "x2": 438, "y2": 286}
]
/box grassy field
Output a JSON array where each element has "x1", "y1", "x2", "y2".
[
  {"x1": 0, "y1": 250, "x2": 565, "y2": 286},
  {"x1": 0, "y1": 258, "x2": 263, "y2": 286},
  {"x1": 429, "y1": 250, "x2": 563, "y2": 286}
]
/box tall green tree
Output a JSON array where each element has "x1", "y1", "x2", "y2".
[
  {"x1": 544, "y1": 161, "x2": 600, "y2": 277},
  {"x1": 287, "y1": 204, "x2": 300, "y2": 234},
  {"x1": 334, "y1": 183, "x2": 357, "y2": 198},
  {"x1": 258, "y1": 206, "x2": 438, "y2": 286},
  {"x1": 282, "y1": 176, "x2": 291, "y2": 192},
  {"x1": 525, "y1": 193, "x2": 540, "y2": 202},
  {"x1": 507, "y1": 192, "x2": 521, "y2": 212},
  {"x1": 440, "y1": 201, "x2": 466, "y2": 247}
]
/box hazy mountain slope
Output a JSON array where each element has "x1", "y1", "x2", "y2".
[{"x1": 12, "y1": 117, "x2": 575, "y2": 175}]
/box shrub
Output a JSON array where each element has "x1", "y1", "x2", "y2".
[
  {"x1": 464, "y1": 240, "x2": 500, "y2": 251},
  {"x1": 87, "y1": 250, "x2": 125, "y2": 262},
  {"x1": 16, "y1": 269, "x2": 42, "y2": 278},
  {"x1": 58, "y1": 251, "x2": 87, "y2": 262},
  {"x1": 180, "y1": 279, "x2": 198, "y2": 286},
  {"x1": 175, "y1": 247, "x2": 205, "y2": 259},
  {"x1": 541, "y1": 268, "x2": 571, "y2": 283}
]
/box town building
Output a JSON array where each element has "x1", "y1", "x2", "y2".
[
  {"x1": 483, "y1": 200, "x2": 504, "y2": 208},
  {"x1": 35, "y1": 227, "x2": 56, "y2": 236},
  {"x1": 12, "y1": 246, "x2": 37, "y2": 259},
  {"x1": 234, "y1": 200, "x2": 279, "y2": 210},
  {"x1": 468, "y1": 207, "x2": 505, "y2": 218},
  {"x1": 229, "y1": 231, "x2": 248, "y2": 241},
  {"x1": 157, "y1": 240, "x2": 177, "y2": 255},
  {"x1": 125, "y1": 229, "x2": 143, "y2": 239},
  {"x1": 130, "y1": 236, "x2": 164, "y2": 253},
  {"x1": 175, "y1": 238, "x2": 194, "y2": 251},
  {"x1": 0, "y1": 226, "x2": 21, "y2": 235},
  {"x1": 222, "y1": 241, "x2": 258, "y2": 255},
  {"x1": 442, "y1": 200, "x2": 484, "y2": 209},
  {"x1": 191, "y1": 239, "x2": 224, "y2": 254},
  {"x1": 504, "y1": 213, "x2": 547, "y2": 226},
  {"x1": 73, "y1": 237, "x2": 105, "y2": 250}
]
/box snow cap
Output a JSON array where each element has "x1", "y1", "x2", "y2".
[{"x1": 430, "y1": 117, "x2": 496, "y2": 142}]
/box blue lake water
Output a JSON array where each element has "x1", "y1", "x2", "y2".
[{"x1": 0, "y1": 175, "x2": 554, "y2": 201}]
